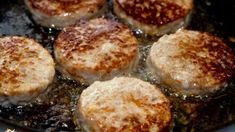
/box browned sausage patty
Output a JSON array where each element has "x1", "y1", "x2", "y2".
[
  {"x1": 25, "y1": 0, "x2": 106, "y2": 28},
  {"x1": 77, "y1": 77, "x2": 172, "y2": 131},
  {"x1": 113, "y1": 0, "x2": 193, "y2": 36},
  {"x1": 0, "y1": 36, "x2": 55, "y2": 105},
  {"x1": 147, "y1": 30, "x2": 235, "y2": 95},
  {"x1": 54, "y1": 18, "x2": 139, "y2": 84}
]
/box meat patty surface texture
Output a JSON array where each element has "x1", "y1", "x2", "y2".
[
  {"x1": 113, "y1": 0, "x2": 193, "y2": 36},
  {"x1": 25, "y1": 0, "x2": 107, "y2": 28},
  {"x1": 54, "y1": 18, "x2": 139, "y2": 84},
  {"x1": 147, "y1": 29, "x2": 235, "y2": 95},
  {"x1": 77, "y1": 77, "x2": 172, "y2": 132},
  {"x1": 0, "y1": 36, "x2": 55, "y2": 105}
]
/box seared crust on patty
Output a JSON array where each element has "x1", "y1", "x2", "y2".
[
  {"x1": 0, "y1": 36, "x2": 55, "y2": 104},
  {"x1": 54, "y1": 18, "x2": 138, "y2": 84},
  {"x1": 113, "y1": 0, "x2": 193, "y2": 35},
  {"x1": 25, "y1": 0, "x2": 106, "y2": 28},
  {"x1": 147, "y1": 30, "x2": 235, "y2": 95},
  {"x1": 77, "y1": 77, "x2": 172, "y2": 132}
]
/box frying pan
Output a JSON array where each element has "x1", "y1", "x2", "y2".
[{"x1": 0, "y1": 0, "x2": 235, "y2": 131}]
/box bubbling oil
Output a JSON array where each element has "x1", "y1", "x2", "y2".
[{"x1": 0, "y1": 0, "x2": 235, "y2": 131}]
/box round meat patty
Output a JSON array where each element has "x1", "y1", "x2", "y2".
[
  {"x1": 113, "y1": 0, "x2": 193, "y2": 36},
  {"x1": 147, "y1": 30, "x2": 235, "y2": 95},
  {"x1": 54, "y1": 18, "x2": 139, "y2": 84},
  {"x1": 25, "y1": 0, "x2": 107, "y2": 28},
  {"x1": 77, "y1": 77, "x2": 172, "y2": 132},
  {"x1": 0, "y1": 36, "x2": 55, "y2": 105}
]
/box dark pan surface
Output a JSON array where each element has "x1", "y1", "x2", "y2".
[{"x1": 0, "y1": 0, "x2": 235, "y2": 131}]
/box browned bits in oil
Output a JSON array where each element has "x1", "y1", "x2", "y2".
[{"x1": 116, "y1": 0, "x2": 186, "y2": 25}]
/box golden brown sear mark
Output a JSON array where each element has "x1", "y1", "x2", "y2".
[
  {"x1": 55, "y1": 19, "x2": 137, "y2": 72},
  {"x1": 28, "y1": 0, "x2": 105, "y2": 16},
  {"x1": 116, "y1": 0, "x2": 186, "y2": 25},
  {"x1": 175, "y1": 32, "x2": 235, "y2": 83},
  {"x1": 54, "y1": 18, "x2": 138, "y2": 84}
]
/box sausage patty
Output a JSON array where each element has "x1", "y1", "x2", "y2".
[
  {"x1": 147, "y1": 30, "x2": 235, "y2": 95},
  {"x1": 25, "y1": 0, "x2": 107, "y2": 28},
  {"x1": 113, "y1": 0, "x2": 193, "y2": 36},
  {"x1": 54, "y1": 18, "x2": 139, "y2": 84},
  {"x1": 77, "y1": 77, "x2": 172, "y2": 131},
  {"x1": 0, "y1": 36, "x2": 55, "y2": 105}
]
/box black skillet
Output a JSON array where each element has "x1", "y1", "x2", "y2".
[{"x1": 0, "y1": 0, "x2": 235, "y2": 131}]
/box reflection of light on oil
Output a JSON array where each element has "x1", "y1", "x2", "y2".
[
  {"x1": 229, "y1": 37, "x2": 235, "y2": 43},
  {"x1": 175, "y1": 93, "x2": 179, "y2": 97},
  {"x1": 205, "y1": 1, "x2": 211, "y2": 6},
  {"x1": 182, "y1": 95, "x2": 187, "y2": 100},
  {"x1": 134, "y1": 29, "x2": 143, "y2": 35},
  {"x1": 0, "y1": 0, "x2": 235, "y2": 131},
  {"x1": 48, "y1": 28, "x2": 53, "y2": 33},
  {"x1": 63, "y1": 13, "x2": 69, "y2": 17}
]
